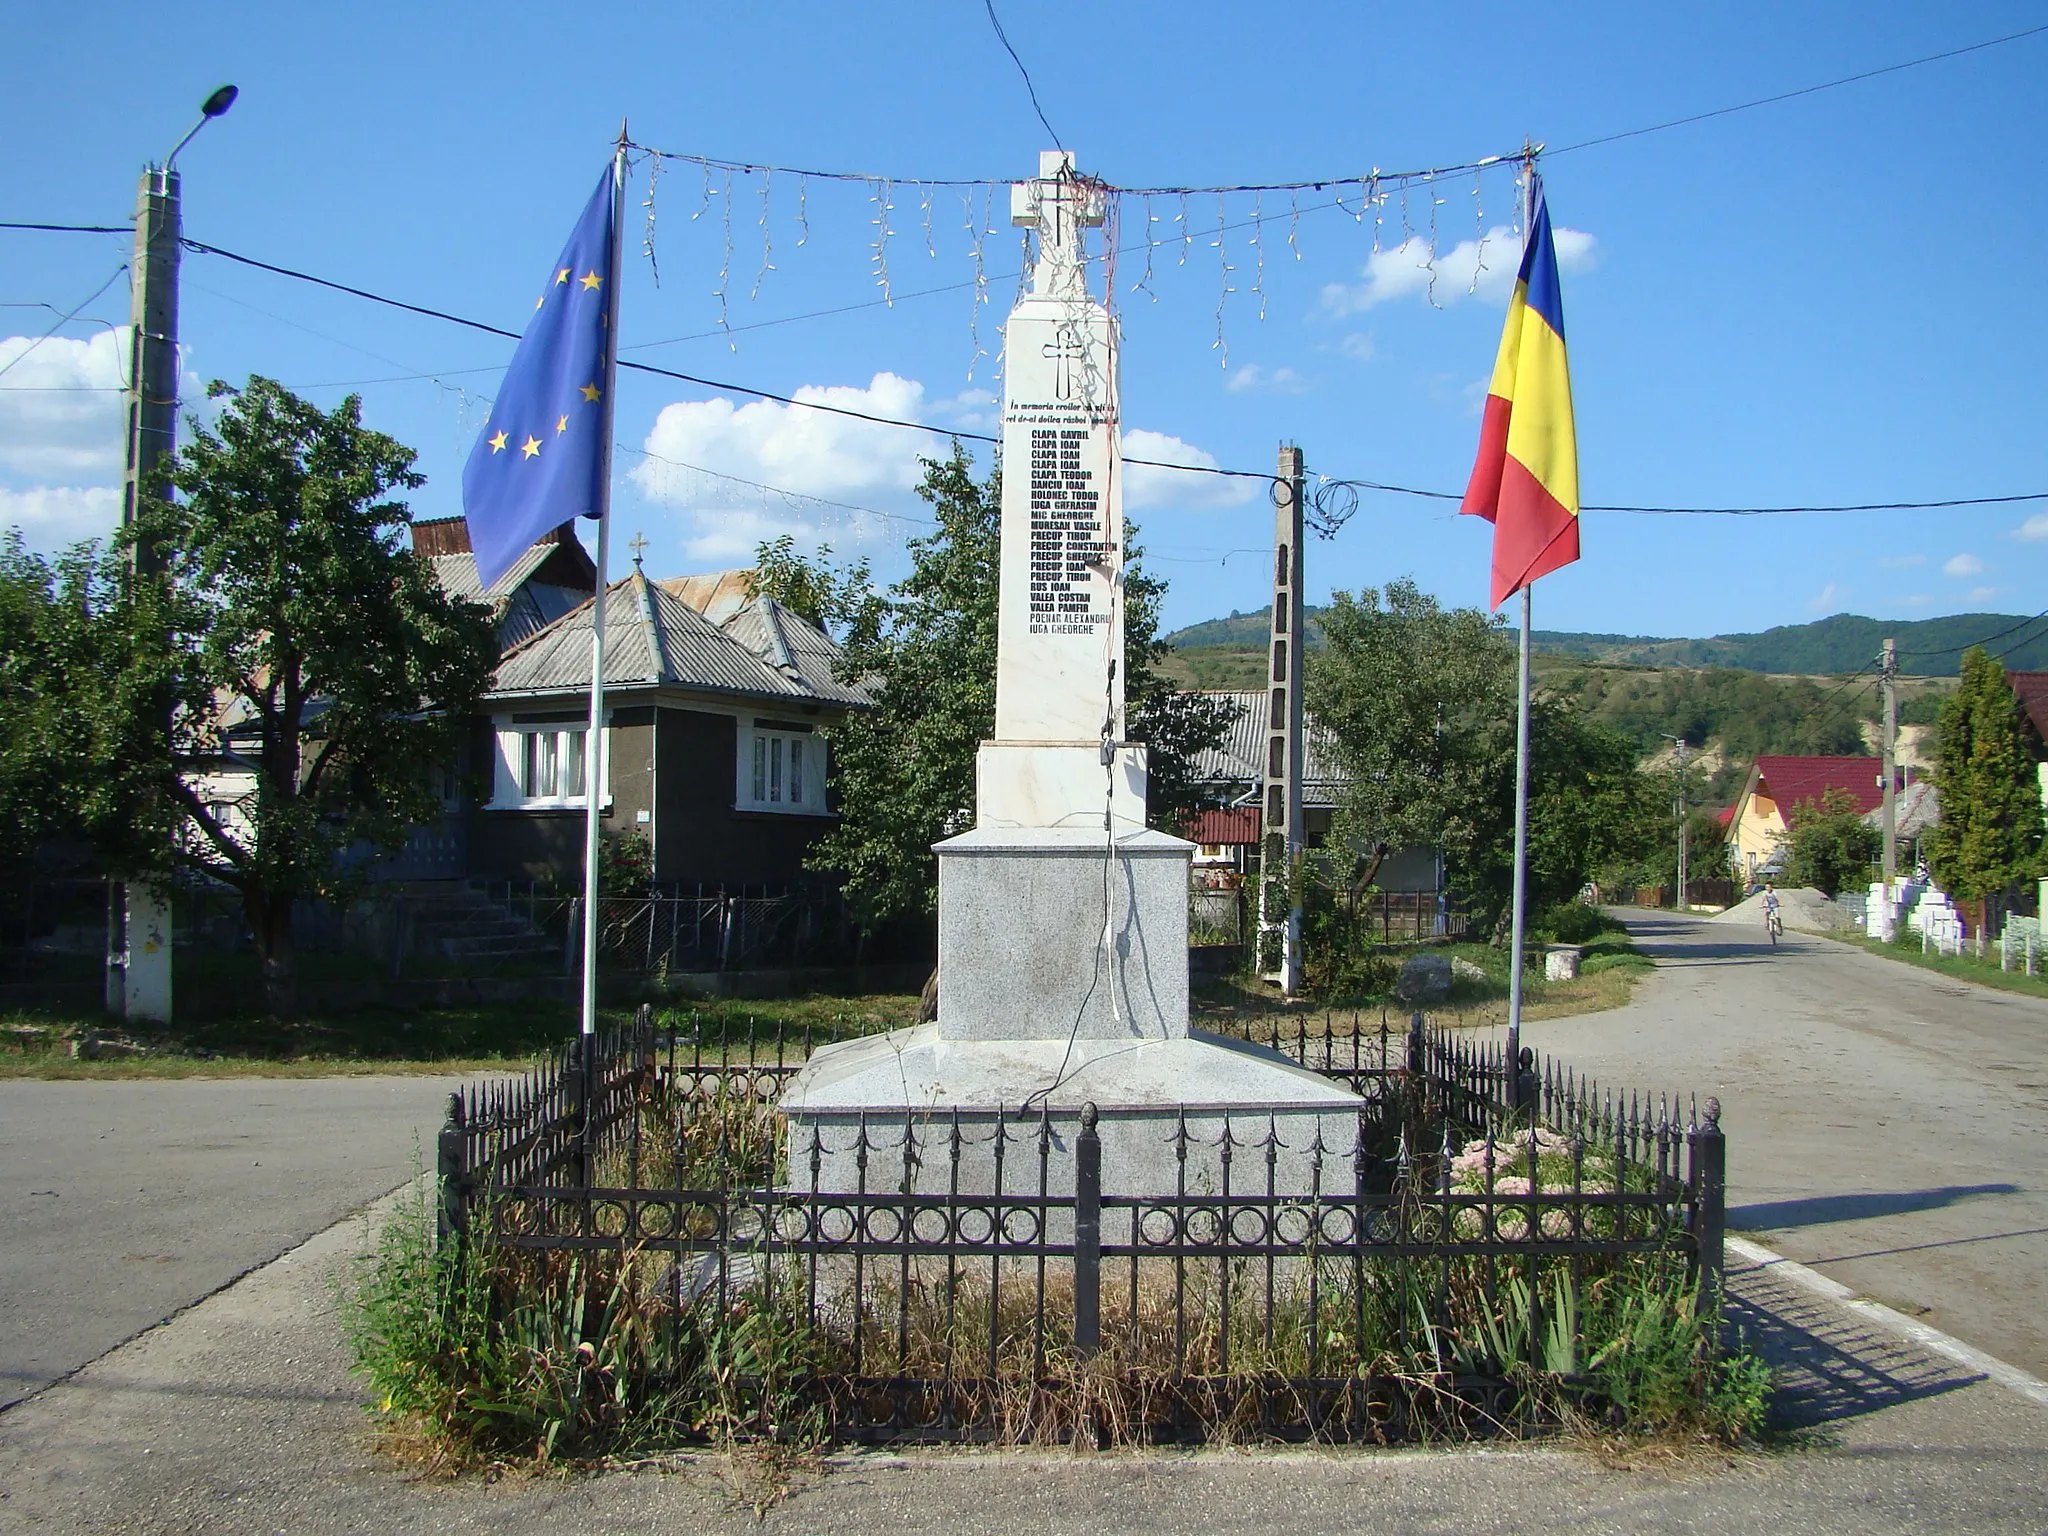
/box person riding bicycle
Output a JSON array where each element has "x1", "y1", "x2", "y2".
[{"x1": 1761, "y1": 880, "x2": 1783, "y2": 939}]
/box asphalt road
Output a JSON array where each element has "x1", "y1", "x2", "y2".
[
  {"x1": 1, "y1": 1194, "x2": 2043, "y2": 1534},
  {"x1": 0, "y1": 1075, "x2": 469, "y2": 1410},
  {"x1": 1533, "y1": 910, "x2": 2048, "y2": 1378}
]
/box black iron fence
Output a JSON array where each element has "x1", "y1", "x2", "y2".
[
  {"x1": 477, "y1": 881, "x2": 871, "y2": 974},
  {"x1": 437, "y1": 1009, "x2": 1725, "y2": 1444}
]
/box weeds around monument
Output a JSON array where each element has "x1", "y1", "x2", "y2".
[{"x1": 356, "y1": 1009, "x2": 1762, "y2": 1460}]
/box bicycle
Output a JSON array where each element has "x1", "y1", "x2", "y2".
[{"x1": 1766, "y1": 908, "x2": 1783, "y2": 945}]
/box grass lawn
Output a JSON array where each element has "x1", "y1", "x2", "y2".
[
  {"x1": 0, "y1": 990, "x2": 922, "y2": 1080},
  {"x1": 1817, "y1": 930, "x2": 2048, "y2": 1003},
  {"x1": 1192, "y1": 931, "x2": 1654, "y2": 1033}
]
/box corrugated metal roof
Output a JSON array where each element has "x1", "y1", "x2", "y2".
[
  {"x1": 662, "y1": 569, "x2": 756, "y2": 624},
  {"x1": 427, "y1": 544, "x2": 556, "y2": 605},
  {"x1": 1183, "y1": 690, "x2": 1347, "y2": 807},
  {"x1": 487, "y1": 571, "x2": 873, "y2": 708},
  {"x1": 720, "y1": 599, "x2": 872, "y2": 707}
]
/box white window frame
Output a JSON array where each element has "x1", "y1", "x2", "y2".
[
  {"x1": 490, "y1": 719, "x2": 612, "y2": 810},
  {"x1": 736, "y1": 718, "x2": 824, "y2": 814}
]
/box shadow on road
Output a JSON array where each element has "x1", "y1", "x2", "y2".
[
  {"x1": 1731, "y1": 1184, "x2": 2021, "y2": 1232},
  {"x1": 1727, "y1": 1258, "x2": 1982, "y2": 1430}
]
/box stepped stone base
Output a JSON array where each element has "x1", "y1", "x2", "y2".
[{"x1": 778, "y1": 1025, "x2": 1366, "y2": 1199}]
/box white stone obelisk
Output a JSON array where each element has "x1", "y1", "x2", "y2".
[
  {"x1": 778, "y1": 151, "x2": 1360, "y2": 1198},
  {"x1": 976, "y1": 151, "x2": 1146, "y2": 832}
]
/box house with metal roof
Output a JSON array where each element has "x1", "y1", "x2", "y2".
[
  {"x1": 1724, "y1": 754, "x2": 1897, "y2": 879},
  {"x1": 1180, "y1": 690, "x2": 1443, "y2": 896},
  {"x1": 412, "y1": 515, "x2": 595, "y2": 649},
  {"x1": 464, "y1": 561, "x2": 872, "y2": 889}
]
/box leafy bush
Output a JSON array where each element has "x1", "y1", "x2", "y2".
[{"x1": 1535, "y1": 901, "x2": 1628, "y2": 945}]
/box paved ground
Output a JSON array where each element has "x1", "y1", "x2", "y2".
[
  {"x1": 0, "y1": 1190, "x2": 2043, "y2": 1535},
  {"x1": 0, "y1": 1075, "x2": 470, "y2": 1409},
  {"x1": 1532, "y1": 910, "x2": 2048, "y2": 1378}
]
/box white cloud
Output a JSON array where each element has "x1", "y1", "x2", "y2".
[
  {"x1": 1321, "y1": 225, "x2": 1597, "y2": 314},
  {"x1": 1225, "y1": 364, "x2": 1307, "y2": 395},
  {"x1": 1877, "y1": 553, "x2": 1926, "y2": 569},
  {"x1": 1899, "y1": 593, "x2": 1931, "y2": 606},
  {"x1": 632, "y1": 373, "x2": 936, "y2": 560},
  {"x1": 1968, "y1": 585, "x2": 1998, "y2": 603},
  {"x1": 1807, "y1": 582, "x2": 1840, "y2": 613},
  {"x1": 1943, "y1": 552, "x2": 1984, "y2": 577},
  {"x1": 1121, "y1": 429, "x2": 1256, "y2": 511},
  {"x1": 629, "y1": 374, "x2": 1252, "y2": 559},
  {"x1": 0, "y1": 484, "x2": 120, "y2": 551},
  {"x1": 2014, "y1": 512, "x2": 2048, "y2": 541},
  {"x1": 1337, "y1": 332, "x2": 1377, "y2": 362},
  {"x1": 0, "y1": 328, "x2": 128, "y2": 479}
]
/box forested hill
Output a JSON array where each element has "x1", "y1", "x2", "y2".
[
  {"x1": 1162, "y1": 607, "x2": 2047, "y2": 676},
  {"x1": 1528, "y1": 612, "x2": 2048, "y2": 675}
]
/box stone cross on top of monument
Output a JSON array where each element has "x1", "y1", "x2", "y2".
[{"x1": 1012, "y1": 150, "x2": 1106, "y2": 301}]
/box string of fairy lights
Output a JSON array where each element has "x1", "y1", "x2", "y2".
[{"x1": 627, "y1": 138, "x2": 1531, "y2": 372}]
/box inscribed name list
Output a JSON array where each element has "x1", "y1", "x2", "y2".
[{"x1": 994, "y1": 303, "x2": 1124, "y2": 744}]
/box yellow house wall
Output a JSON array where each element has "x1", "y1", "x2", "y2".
[{"x1": 1726, "y1": 789, "x2": 1786, "y2": 875}]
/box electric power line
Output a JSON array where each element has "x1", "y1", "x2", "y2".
[
  {"x1": 1550, "y1": 21, "x2": 2048, "y2": 156},
  {"x1": 1897, "y1": 604, "x2": 2048, "y2": 661},
  {"x1": 983, "y1": 0, "x2": 1062, "y2": 151},
  {"x1": 0, "y1": 264, "x2": 129, "y2": 385},
  {"x1": 0, "y1": 221, "x2": 129, "y2": 235},
  {"x1": 174, "y1": 235, "x2": 2048, "y2": 516}
]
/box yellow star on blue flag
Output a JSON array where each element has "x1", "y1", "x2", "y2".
[{"x1": 462, "y1": 162, "x2": 616, "y2": 589}]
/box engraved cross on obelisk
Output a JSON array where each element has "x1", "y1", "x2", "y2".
[{"x1": 1011, "y1": 150, "x2": 1106, "y2": 301}]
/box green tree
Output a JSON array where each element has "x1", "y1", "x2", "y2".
[
  {"x1": 1927, "y1": 646, "x2": 2044, "y2": 904},
  {"x1": 1777, "y1": 785, "x2": 1881, "y2": 896},
  {"x1": 1308, "y1": 578, "x2": 1654, "y2": 940},
  {"x1": 132, "y1": 378, "x2": 499, "y2": 1016},
  {"x1": 0, "y1": 534, "x2": 178, "y2": 876},
  {"x1": 745, "y1": 533, "x2": 871, "y2": 632},
  {"x1": 798, "y1": 446, "x2": 1227, "y2": 933}
]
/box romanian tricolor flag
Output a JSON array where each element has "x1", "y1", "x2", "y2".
[{"x1": 1462, "y1": 185, "x2": 1579, "y2": 609}]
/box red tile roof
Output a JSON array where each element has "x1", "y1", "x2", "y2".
[
  {"x1": 2005, "y1": 671, "x2": 2048, "y2": 745},
  {"x1": 1752, "y1": 755, "x2": 1886, "y2": 822},
  {"x1": 1183, "y1": 807, "x2": 1260, "y2": 846}
]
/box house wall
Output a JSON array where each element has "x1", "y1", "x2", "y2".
[
  {"x1": 653, "y1": 707, "x2": 833, "y2": 887},
  {"x1": 1728, "y1": 793, "x2": 1785, "y2": 876},
  {"x1": 466, "y1": 713, "x2": 656, "y2": 884}
]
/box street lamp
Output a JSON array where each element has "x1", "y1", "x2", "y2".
[
  {"x1": 124, "y1": 83, "x2": 237, "y2": 572},
  {"x1": 110, "y1": 84, "x2": 238, "y2": 1026}
]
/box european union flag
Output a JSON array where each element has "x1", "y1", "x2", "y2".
[{"x1": 462, "y1": 163, "x2": 618, "y2": 590}]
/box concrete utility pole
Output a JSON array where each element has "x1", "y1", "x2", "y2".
[
  {"x1": 1673, "y1": 738, "x2": 1689, "y2": 911},
  {"x1": 1881, "y1": 636, "x2": 1898, "y2": 937},
  {"x1": 107, "y1": 84, "x2": 238, "y2": 1024},
  {"x1": 1258, "y1": 444, "x2": 1306, "y2": 994}
]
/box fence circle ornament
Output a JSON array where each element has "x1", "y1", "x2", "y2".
[
  {"x1": 862, "y1": 1204, "x2": 903, "y2": 1245},
  {"x1": 1138, "y1": 1207, "x2": 1178, "y2": 1247}
]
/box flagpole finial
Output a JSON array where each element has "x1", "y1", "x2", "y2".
[{"x1": 617, "y1": 118, "x2": 630, "y2": 148}]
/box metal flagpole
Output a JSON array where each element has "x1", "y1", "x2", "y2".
[
  {"x1": 1503, "y1": 147, "x2": 1539, "y2": 1103},
  {"x1": 579, "y1": 128, "x2": 628, "y2": 1041},
  {"x1": 1505, "y1": 585, "x2": 1532, "y2": 1091}
]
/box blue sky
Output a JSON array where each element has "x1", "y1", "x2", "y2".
[{"x1": 3, "y1": 2, "x2": 2044, "y2": 639}]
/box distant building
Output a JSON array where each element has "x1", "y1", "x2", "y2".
[
  {"x1": 461, "y1": 562, "x2": 871, "y2": 889},
  {"x1": 1179, "y1": 690, "x2": 1443, "y2": 897},
  {"x1": 1724, "y1": 754, "x2": 1898, "y2": 879}
]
